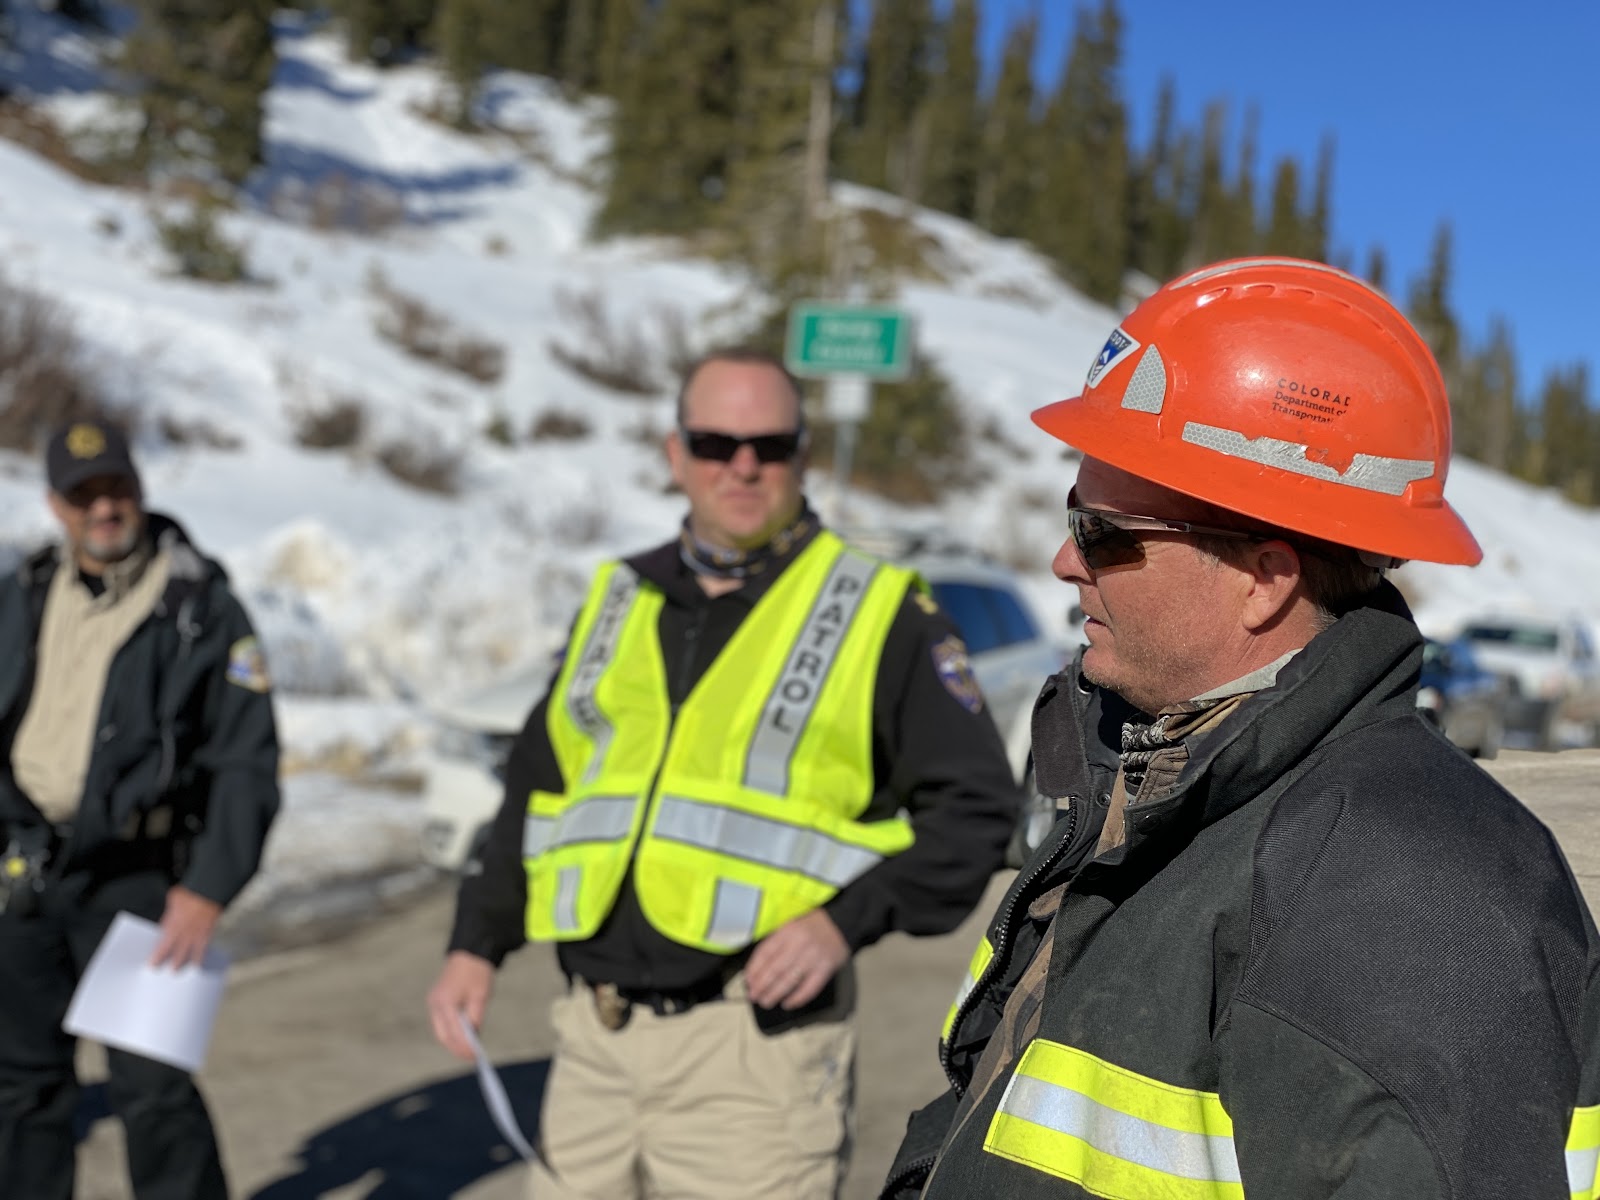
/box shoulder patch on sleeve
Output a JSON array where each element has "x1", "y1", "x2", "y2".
[
  {"x1": 932, "y1": 634, "x2": 983, "y2": 715},
  {"x1": 225, "y1": 635, "x2": 271, "y2": 693}
]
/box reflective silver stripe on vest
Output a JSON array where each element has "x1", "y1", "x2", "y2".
[
  {"x1": 1181, "y1": 422, "x2": 1435, "y2": 496},
  {"x1": 654, "y1": 796, "x2": 882, "y2": 887},
  {"x1": 744, "y1": 550, "x2": 880, "y2": 796},
  {"x1": 998, "y1": 1074, "x2": 1242, "y2": 1185},
  {"x1": 567, "y1": 568, "x2": 641, "y2": 785},
  {"x1": 706, "y1": 878, "x2": 763, "y2": 947},
  {"x1": 523, "y1": 795, "x2": 638, "y2": 858},
  {"x1": 554, "y1": 866, "x2": 582, "y2": 933},
  {"x1": 1570, "y1": 1145, "x2": 1599, "y2": 1195}
]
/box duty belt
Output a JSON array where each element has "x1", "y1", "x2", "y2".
[{"x1": 581, "y1": 968, "x2": 737, "y2": 1030}]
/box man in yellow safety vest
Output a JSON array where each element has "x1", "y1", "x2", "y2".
[{"x1": 428, "y1": 347, "x2": 1019, "y2": 1198}]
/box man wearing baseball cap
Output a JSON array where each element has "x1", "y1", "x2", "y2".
[{"x1": 0, "y1": 417, "x2": 281, "y2": 1199}]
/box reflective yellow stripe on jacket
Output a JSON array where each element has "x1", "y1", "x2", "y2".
[
  {"x1": 1571, "y1": 1103, "x2": 1600, "y2": 1200},
  {"x1": 941, "y1": 935, "x2": 994, "y2": 1043},
  {"x1": 524, "y1": 533, "x2": 917, "y2": 950},
  {"x1": 985, "y1": 1040, "x2": 1242, "y2": 1200}
]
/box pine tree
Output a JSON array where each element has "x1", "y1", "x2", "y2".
[
  {"x1": 1477, "y1": 317, "x2": 1519, "y2": 472},
  {"x1": 1536, "y1": 365, "x2": 1594, "y2": 501},
  {"x1": 595, "y1": 0, "x2": 646, "y2": 96},
  {"x1": 1261, "y1": 156, "x2": 1304, "y2": 258},
  {"x1": 1307, "y1": 134, "x2": 1335, "y2": 261},
  {"x1": 1127, "y1": 75, "x2": 1187, "y2": 283},
  {"x1": 432, "y1": 0, "x2": 487, "y2": 126},
  {"x1": 1030, "y1": 0, "x2": 1128, "y2": 303},
  {"x1": 974, "y1": 12, "x2": 1037, "y2": 237},
  {"x1": 333, "y1": 0, "x2": 437, "y2": 65},
  {"x1": 559, "y1": 0, "x2": 601, "y2": 94},
  {"x1": 1363, "y1": 245, "x2": 1388, "y2": 294},
  {"x1": 842, "y1": 0, "x2": 935, "y2": 196},
  {"x1": 1407, "y1": 222, "x2": 1463, "y2": 398},
  {"x1": 723, "y1": 0, "x2": 816, "y2": 279},
  {"x1": 1187, "y1": 100, "x2": 1228, "y2": 267},
  {"x1": 1220, "y1": 103, "x2": 1258, "y2": 259},
  {"x1": 917, "y1": 0, "x2": 980, "y2": 219},
  {"x1": 596, "y1": 0, "x2": 740, "y2": 237},
  {"x1": 121, "y1": 0, "x2": 276, "y2": 187}
]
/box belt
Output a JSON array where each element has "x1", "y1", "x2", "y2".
[{"x1": 582, "y1": 968, "x2": 736, "y2": 1029}]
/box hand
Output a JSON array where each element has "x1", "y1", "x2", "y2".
[
  {"x1": 150, "y1": 886, "x2": 222, "y2": 969},
  {"x1": 427, "y1": 951, "x2": 496, "y2": 1061},
  {"x1": 744, "y1": 910, "x2": 850, "y2": 1010}
]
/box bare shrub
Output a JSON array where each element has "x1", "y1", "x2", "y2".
[
  {"x1": 0, "y1": 99, "x2": 127, "y2": 185},
  {"x1": 376, "y1": 439, "x2": 462, "y2": 495},
  {"x1": 0, "y1": 272, "x2": 110, "y2": 451},
  {"x1": 154, "y1": 200, "x2": 250, "y2": 283},
  {"x1": 546, "y1": 287, "x2": 661, "y2": 396},
  {"x1": 977, "y1": 416, "x2": 1034, "y2": 462},
  {"x1": 484, "y1": 411, "x2": 516, "y2": 446},
  {"x1": 529, "y1": 409, "x2": 592, "y2": 441},
  {"x1": 369, "y1": 269, "x2": 506, "y2": 384},
  {"x1": 267, "y1": 173, "x2": 406, "y2": 235},
  {"x1": 621, "y1": 418, "x2": 663, "y2": 448},
  {"x1": 158, "y1": 413, "x2": 242, "y2": 451},
  {"x1": 290, "y1": 397, "x2": 366, "y2": 449},
  {"x1": 547, "y1": 497, "x2": 610, "y2": 548}
]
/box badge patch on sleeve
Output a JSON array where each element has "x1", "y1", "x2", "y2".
[
  {"x1": 932, "y1": 635, "x2": 983, "y2": 714},
  {"x1": 226, "y1": 636, "x2": 271, "y2": 693}
]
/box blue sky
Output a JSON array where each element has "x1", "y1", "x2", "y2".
[{"x1": 970, "y1": 0, "x2": 1598, "y2": 402}]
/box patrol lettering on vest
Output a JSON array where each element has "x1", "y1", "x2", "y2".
[
  {"x1": 745, "y1": 552, "x2": 877, "y2": 794},
  {"x1": 566, "y1": 568, "x2": 639, "y2": 783}
]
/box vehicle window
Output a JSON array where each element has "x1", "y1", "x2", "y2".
[
  {"x1": 988, "y1": 586, "x2": 1041, "y2": 646},
  {"x1": 1464, "y1": 624, "x2": 1560, "y2": 652},
  {"x1": 929, "y1": 582, "x2": 1003, "y2": 655}
]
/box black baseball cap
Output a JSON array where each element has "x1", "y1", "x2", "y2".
[{"x1": 45, "y1": 419, "x2": 140, "y2": 495}]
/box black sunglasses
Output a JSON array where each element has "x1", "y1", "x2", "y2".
[
  {"x1": 1067, "y1": 502, "x2": 1265, "y2": 571},
  {"x1": 680, "y1": 428, "x2": 805, "y2": 464}
]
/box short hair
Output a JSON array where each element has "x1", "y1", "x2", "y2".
[
  {"x1": 675, "y1": 347, "x2": 806, "y2": 432},
  {"x1": 1192, "y1": 531, "x2": 1385, "y2": 629}
]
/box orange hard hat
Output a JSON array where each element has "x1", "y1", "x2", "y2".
[{"x1": 1032, "y1": 256, "x2": 1482, "y2": 566}]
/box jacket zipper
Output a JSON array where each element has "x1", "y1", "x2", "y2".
[{"x1": 940, "y1": 796, "x2": 1080, "y2": 1093}]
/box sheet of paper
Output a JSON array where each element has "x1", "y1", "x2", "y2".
[
  {"x1": 458, "y1": 1011, "x2": 541, "y2": 1165},
  {"x1": 62, "y1": 911, "x2": 230, "y2": 1074}
]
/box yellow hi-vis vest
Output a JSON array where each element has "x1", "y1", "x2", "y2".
[{"x1": 522, "y1": 531, "x2": 918, "y2": 953}]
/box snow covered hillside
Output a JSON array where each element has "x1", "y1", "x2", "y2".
[{"x1": 4, "y1": 11, "x2": 1599, "y2": 927}]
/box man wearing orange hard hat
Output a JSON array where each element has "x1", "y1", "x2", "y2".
[{"x1": 883, "y1": 258, "x2": 1600, "y2": 1199}]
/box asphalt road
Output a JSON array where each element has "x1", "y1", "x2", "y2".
[{"x1": 74, "y1": 749, "x2": 1600, "y2": 1199}]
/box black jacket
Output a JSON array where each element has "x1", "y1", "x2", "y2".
[
  {"x1": 0, "y1": 514, "x2": 281, "y2": 906},
  {"x1": 449, "y1": 528, "x2": 1020, "y2": 991},
  {"x1": 887, "y1": 584, "x2": 1600, "y2": 1199}
]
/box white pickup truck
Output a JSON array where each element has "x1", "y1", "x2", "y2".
[{"x1": 1459, "y1": 615, "x2": 1600, "y2": 750}]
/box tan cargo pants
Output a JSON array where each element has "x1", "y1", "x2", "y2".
[{"x1": 527, "y1": 969, "x2": 856, "y2": 1199}]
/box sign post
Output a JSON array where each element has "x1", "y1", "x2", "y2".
[{"x1": 784, "y1": 303, "x2": 913, "y2": 520}]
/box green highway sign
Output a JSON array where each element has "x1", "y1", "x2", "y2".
[{"x1": 785, "y1": 303, "x2": 913, "y2": 380}]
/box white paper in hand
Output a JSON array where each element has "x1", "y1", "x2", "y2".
[
  {"x1": 457, "y1": 1011, "x2": 542, "y2": 1165},
  {"x1": 63, "y1": 912, "x2": 230, "y2": 1074}
]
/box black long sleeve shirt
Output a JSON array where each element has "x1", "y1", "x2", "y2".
[{"x1": 448, "y1": 528, "x2": 1019, "y2": 991}]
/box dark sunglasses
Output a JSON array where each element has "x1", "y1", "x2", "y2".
[
  {"x1": 680, "y1": 428, "x2": 805, "y2": 464},
  {"x1": 1067, "y1": 503, "x2": 1265, "y2": 571}
]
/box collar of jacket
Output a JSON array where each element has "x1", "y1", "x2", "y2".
[
  {"x1": 622, "y1": 512, "x2": 825, "y2": 608},
  {"x1": 21, "y1": 511, "x2": 218, "y2": 627},
  {"x1": 1038, "y1": 581, "x2": 1423, "y2": 862}
]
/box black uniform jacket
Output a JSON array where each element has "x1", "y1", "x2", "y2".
[
  {"x1": 0, "y1": 514, "x2": 281, "y2": 906},
  {"x1": 449, "y1": 527, "x2": 1020, "y2": 991},
  {"x1": 887, "y1": 583, "x2": 1600, "y2": 1199}
]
